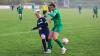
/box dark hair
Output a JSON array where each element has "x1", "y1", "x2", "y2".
[{"x1": 49, "y1": 3, "x2": 56, "y2": 8}]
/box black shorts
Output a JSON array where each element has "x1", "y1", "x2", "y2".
[
  {"x1": 43, "y1": 10, "x2": 47, "y2": 15},
  {"x1": 39, "y1": 29, "x2": 49, "y2": 41}
]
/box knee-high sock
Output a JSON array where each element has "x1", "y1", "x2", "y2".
[
  {"x1": 42, "y1": 39, "x2": 47, "y2": 51},
  {"x1": 55, "y1": 39, "x2": 64, "y2": 48},
  {"x1": 48, "y1": 39, "x2": 52, "y2": 49}
]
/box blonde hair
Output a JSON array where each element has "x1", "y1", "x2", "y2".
[{"x1": 35, "y1": 10, "x2": 42, "y2": 18}]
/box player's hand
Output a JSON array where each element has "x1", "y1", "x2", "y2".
[
  {"x1": 47, "y1": 12, "x2": 51, "y2": 14},
  {"x1": 39, "y1": 27, "x2": 42, "y2": 30},
  {"x1": 31, "y1": 27, "x2": 35, "y2": 31}
]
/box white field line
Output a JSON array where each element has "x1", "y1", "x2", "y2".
[{"x1": 0, "y1": 31, "x2": 33, "y2": 36}]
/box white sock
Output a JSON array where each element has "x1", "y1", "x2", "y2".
[{"x1": 61, "y1": 47, "x2": 65, "y2": 50}]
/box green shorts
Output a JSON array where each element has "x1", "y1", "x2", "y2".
[
  {"x1": 94, "y1": 12, "x2": 97, "y2": 14},
  {"x1": 52, "y1": 25, "x2": 63, "y2": 33},
  {"x1": 18, "y1": 11, "x2": 22, "y2": 14}
]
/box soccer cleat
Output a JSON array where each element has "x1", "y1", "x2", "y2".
[
  {"x1": 44, "y1": 49, "x2": 51, "y2": 54},
  {"x1": 61, "y1": 47, "x2": 67, "y2": 54}
]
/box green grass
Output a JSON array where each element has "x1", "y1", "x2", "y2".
[{"x1": 0, "y1": 9, "x2": 100, "y2": 56}]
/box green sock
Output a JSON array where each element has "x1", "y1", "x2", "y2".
[
  {"x1": 55, "y1": 39, "x2": 63, "y2": 48},
  {"x1": 48, "y1": 39, "x2": 52, "y2": 49}
]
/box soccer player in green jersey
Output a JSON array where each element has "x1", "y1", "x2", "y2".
[
  {"x1": 93, "y1": 5, "x2": 98, "y2": 18},
  {"x1": 17, "y1": 4, "x2": 23, "y2": 21},
  {"x1": 46, "y1": 3, "x2": 67, "y2": 54},
  {"x1": 32, "y1": 3, "x2": 35, "y2": 11}
]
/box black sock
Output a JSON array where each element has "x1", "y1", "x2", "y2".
[{"x1": 42, "y1": 39, "x2": 47, "y2": 52}]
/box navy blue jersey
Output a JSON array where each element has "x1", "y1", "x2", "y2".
[
  {"x1": 37, "y1": 17, "x2": 48, "y2": 30},
  {"x1": 32, "y1": 17, "x2": 49, "y2": 31},
  {"x1": 32, "y1": 17, "x2": 49, "y2": 41}
]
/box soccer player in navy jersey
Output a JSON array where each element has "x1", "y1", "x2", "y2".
[
  {"x1": 32, "y1": 10, "x2": 50, "y2": 53},
  {"x1": 78, "y1": 5, "x2": 82, "y2": 14}
]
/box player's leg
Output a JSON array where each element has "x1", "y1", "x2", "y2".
[
  {"x1": 19, "y1": 13, "x2": 22, "y2": 21},
  {"x1": 79, "y1": 9, "x2": 81, "y2": 14},
  {"x1": 80, "y1": 9, "x2": 82, "y2": 14},
  {"x1": 53, "y1": 32, "x2": 67, "y2": 54},
  {"x1": 45, "y1": 29, "x2": 50, "y2": 42},
  {"x1": 44, "y1": 29, "x2": 53, "y2": 53},
  {"x1": 53, "y1": 32, "x2": 63, "y2": 48},
  {"x1": 20, "y1": 14, "x2": 22, "y2": 20},
  {"x1": 52, "y1": 26, "x2": 67, "y2": 54},
  {"x1": 12, "y1": 6, "x2": 14, "y2": 11},
  {"x1": 96, "y1": 12, "x2": 98, "y2": 18},
  {"x1": 48, "y1": 31, "x2": 53, "y2": 48},
  {"x1": 45, "y1": 31, "x2": 53, "y2": 53},
  {"x1": 47, "y1": 26, "x2": 62, "y2": 49},
  {"x1": 11, "y1": 7, "x2": 13, "y2": 11},
  {"x1": 18, "y1": 14, "x2": 20, "y2": 19},
  {"x1": 40, "y1": 34, "x2": 47, "y2": 52},
  {"x1": 93, "y1": 12, "x2": 95, "y2": 18}
]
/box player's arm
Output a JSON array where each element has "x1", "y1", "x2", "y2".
[
  {"x1": 32, "y1": 26, "x2": 39, "y2": 30},
  {"x1": 32, "y1": 19, "x2": 48, "y2": 30},
  {"x1": 32, "y1": 22, "x2": 42, "y2": 30},
  {"x1": 17, "y1": 7, "x2": 18, "y2": 11},
  {"x1": 48, "y1": 10, "x2": 58, "y2": 17},
  {"x1": 17, "y1": 7, "x2": 19, "y2": 12},
  {"x1": 32, "y1": 22, "x2": 40, "y2": 30}
]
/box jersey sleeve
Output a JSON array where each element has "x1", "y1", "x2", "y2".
[{"x1": 32, "y1": 26, "x2": 39, "y2": 30}]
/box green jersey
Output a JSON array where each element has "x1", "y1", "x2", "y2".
[
  {"x1": 32, "y1": 3, "x2": 35, "y2": 10},
  {"x1": 93, "y1": 6, "x2": 98, "y2": 13},
  {"x1": 17, "y1": 6, "x2": 23, "y2": 12},
  {"x1": 48, "y1": 8, "x2": 63, "y2": 26}
]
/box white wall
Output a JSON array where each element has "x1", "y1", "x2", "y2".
[
  {"x1": 0, "y1": 5, "x2": 40, "y2": 9},
  {"x1": 0, "y1": 5, "x2": 10, "y2": 9}
]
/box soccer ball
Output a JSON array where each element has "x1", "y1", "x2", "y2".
[{"x1": 62, "y1": 38, "x2": 69, "y2": 45}]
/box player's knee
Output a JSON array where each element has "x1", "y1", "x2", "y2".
[
  {"x1": 53, "y1": 37, "x2": 58, "y2": 41},
  {"x1": 41, "y1": 34, "x2": 46, "y2": 39}
]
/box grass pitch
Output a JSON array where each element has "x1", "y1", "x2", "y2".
[{"x1": 0, "y1": 9, "x2": 100, "y2": 56}]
